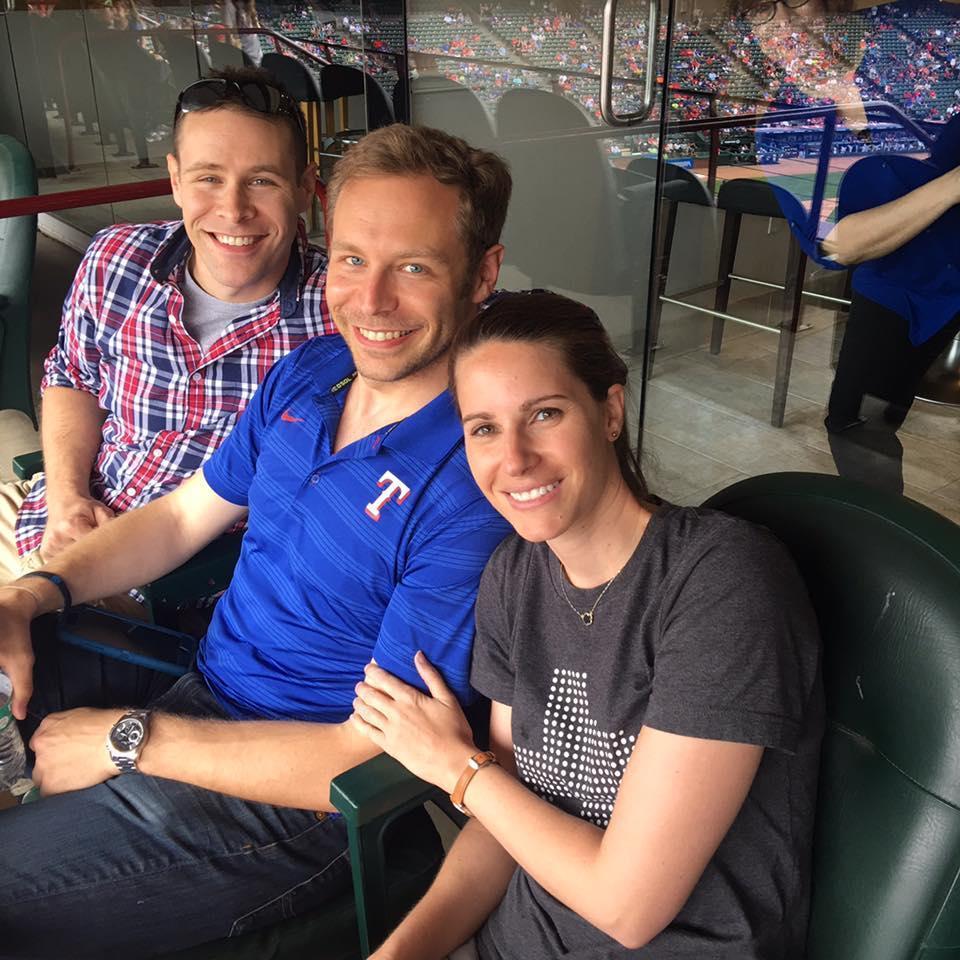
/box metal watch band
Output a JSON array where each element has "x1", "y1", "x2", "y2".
[
  {"x1": 20, "y1": 571, "x2": 72, "y2": 615},
  {"x1": 107, "y1": 709, "x2": 151, "y2": 775},
  {"x1": 450, "y1": 750, "x2": 498, "y2": 816},
  {"x1": 112, "y1": 754, "x2": 139, "y2": 774}
]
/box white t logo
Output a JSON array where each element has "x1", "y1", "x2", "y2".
[{"x1": 365, "y1": 470, "x2": 411, "y2": 521}]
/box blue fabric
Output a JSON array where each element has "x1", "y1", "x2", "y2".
[
  {"x1": 758, "y1": 112, "x2": 960, "y2": 345},
  {"x1": 766, "y1": 181, "x2": 847, "y2": 272},
  {"x1": 753, "y1": 122, "x2": 844, "y2": 272},
  {"x1": 200, "y1": 335, "x2": 511, "y2": 722},
  {"x1": 836, "y1": 148, "x2": 960, "y2": 346},
  {"x1": 0, "y1": 668, "x2": 350, "y2": 959}
]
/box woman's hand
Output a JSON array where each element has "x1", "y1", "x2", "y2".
[{"x1": 352, "y1": 652, "x2": 478, "y2": 794}]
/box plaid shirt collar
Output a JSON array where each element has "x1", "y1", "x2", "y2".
[{"x1": 150, "y1": 220, "x2": 310, "y2": 317}]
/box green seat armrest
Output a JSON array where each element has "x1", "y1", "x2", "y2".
[
  {"x1": 330, "y1": 753, "x2": 438, "y2": 827},
  {"x1": 12, "y1": 449, "x2": 43, "y2": 480},
  {"x1": 0, "y1": 135, "x2": 39, "y2": 427},
  {"x1": 331, "y1": 754, "x2": 441, "y2": 957}
]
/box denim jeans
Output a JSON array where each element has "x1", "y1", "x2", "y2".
[{"x1": 0, "y1": 635, "x2": 351, "y2": 959}]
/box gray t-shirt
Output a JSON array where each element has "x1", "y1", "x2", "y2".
[
  {"x1": 180, "y1": 264, "x2": 274, "y2": 355},
  {"x1": 471, "y1": 503, "x2": 824, "y2": 960}
]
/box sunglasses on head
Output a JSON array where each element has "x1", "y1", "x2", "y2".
[{"x1": 174, "y1": 78, "x2": 305, "y2": 133}]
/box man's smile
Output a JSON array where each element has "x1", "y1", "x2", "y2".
[
  {"x1": 357, "y1": 327, "x2": 415, "y2": 342},
  {"x1": 208, "y1": 232, "x2": 264, "y2": 249}
]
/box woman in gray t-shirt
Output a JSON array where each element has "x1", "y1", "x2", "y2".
[{"x1": 352, "y1": 291, "x2": 824, "y2": 960}]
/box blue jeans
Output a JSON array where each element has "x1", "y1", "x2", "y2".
[{"x1": 0, "y1": 636, "x2": 351, "y2": 959}]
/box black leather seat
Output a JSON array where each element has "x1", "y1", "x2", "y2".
[
  {"x1": 712, "y1": 178, "x2": 809, "y2": 427},
  {"x1": 317, "y1": 63, "x2": 394, "y2": 151},
  {"x1": 627, "y1": 155, "x2": 714, "y2": 353},
  {"x1": 261, "y1": 51, "x2": 324, "y2": 168}
]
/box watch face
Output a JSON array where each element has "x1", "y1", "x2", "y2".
[{"x1": 111, "y1": 717, "x2": 146, "y2": 753}]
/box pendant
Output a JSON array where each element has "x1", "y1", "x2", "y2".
[{"x1": 580, "y1": 612, "x2": 594, "y2": 626}]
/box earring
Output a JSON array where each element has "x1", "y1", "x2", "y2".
[{"x1": 610, "y1": 430, "x2": 620, "y2": 441}]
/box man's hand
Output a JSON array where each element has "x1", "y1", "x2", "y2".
[
  {"x1": 30, "y1": 707, "x2": 124, "y2": 796},
  {"x1": 41, "y1": 494, "x2": 115, "y2": 560},
  {"x1": 0, "y1": 586, "x2": 38, "y2": 719}
]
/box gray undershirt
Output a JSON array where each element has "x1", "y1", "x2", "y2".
[{"x1": 180, "y1": 263, "x2": 274, "y2": 355}]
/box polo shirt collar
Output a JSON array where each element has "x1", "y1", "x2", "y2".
[
  {"x1": 316, "y1": 358, "x2": 464, "y2": 465},
  {"x1": 150, "y1": 221, "x2": 307, "y2": 317},
  {"x1": 379, "y1": 390, "x2": 463, "y2": 463}
]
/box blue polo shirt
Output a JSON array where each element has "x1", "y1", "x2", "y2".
[{"x1": 198, "y1": 335, "x2": 511, "y2": 722}]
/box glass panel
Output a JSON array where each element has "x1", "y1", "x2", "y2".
[
  {"x1": 403, "y1": 0, "x2": 673, "y2": 448},
  {"x1": 0, "y1": 0, "x2": 408, "y2": 242},
  {"x1": 1, "y1": 0, "x2": 210, "y2": 234},
  {"x1": 647, "y1": 0, "x2": 960, "y2": 522}
]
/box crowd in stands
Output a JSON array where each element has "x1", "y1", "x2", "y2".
[
  {"x1": 254, "y1": 0, "x2": 960, "y2": 126},
  {"x1": 857, "y1": 3, "x2": 960, "y2": 120},
  {"x1": 35, "y1": 0, "x2": 958, "y2": 166}
]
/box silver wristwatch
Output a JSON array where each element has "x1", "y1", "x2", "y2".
[{"x1": 106, "y1": 710, "x2": 151, "y2": 774}]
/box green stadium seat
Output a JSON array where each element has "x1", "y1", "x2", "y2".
[{"x1": 0, "y1": 135, "x2": 39, "y2": 428}]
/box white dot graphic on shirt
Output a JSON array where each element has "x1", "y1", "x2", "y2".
[{"x1": 514, "y1": 668, "x2": 638, "y2": 828}]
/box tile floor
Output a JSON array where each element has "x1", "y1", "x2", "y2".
[{"x1": 637, "y1": 293, "x2": 960, "y2": 525}]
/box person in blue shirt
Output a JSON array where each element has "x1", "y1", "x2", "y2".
[
  {"x1": 0, "y1": 124, "x2": 513, "y2": 958},
  {"x1": 733, "y1": 0, "x2": 960, "y2": 491},
  {"x1": 817, "y1": 125, "x2": 960, "y2": 493},
  {"x1": 766, "y1": 112, "x2": 960, "y2": 492}
]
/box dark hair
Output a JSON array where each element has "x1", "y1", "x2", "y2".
[
  {"x1": 172, "y1": 66, "x2": 308, "y2": 176},
  {"x1": 326, "y1": 124, "x2": 511, "y2": 276},
  {"x1": 449, "y1": 290, "x2": 650, "y2": 504}
]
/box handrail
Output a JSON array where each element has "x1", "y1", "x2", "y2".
[
  {"x1": 0, "y1": 179, "x2": 171, "y2": 219},
  {"x1": 600, "y1": 0, "x2": 661, "y2": 126},
  {"x1": 494, "y1": 100, "x2": 937, "y2": 149}
]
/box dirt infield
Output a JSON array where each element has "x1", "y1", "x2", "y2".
[{"x1": 711, "y1": 153, "x2": 865, "y2": 180}]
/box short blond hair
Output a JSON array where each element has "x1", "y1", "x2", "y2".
[{"x1": 326, "y1": 124, "x2": 511, "y2": 273}]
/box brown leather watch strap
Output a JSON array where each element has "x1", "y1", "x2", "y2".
[{"x1": 450, "y1": 750, "x2": 498, "y2": 816}]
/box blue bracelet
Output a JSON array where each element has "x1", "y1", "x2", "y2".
[{"x1": 20, "y1": 571, "x2": 72, "y2": 616}]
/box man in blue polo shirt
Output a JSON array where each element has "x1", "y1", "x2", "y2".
[{"x1": 0, "y1": 124, "x2": 512, "y2": 958}]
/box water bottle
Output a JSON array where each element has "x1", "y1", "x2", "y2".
[{"x1": 0, "y1": 670, "x2": 26, "y2": 791}]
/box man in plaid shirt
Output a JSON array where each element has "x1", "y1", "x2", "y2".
[{"x1": 0, "y1": 67, "x2": 334, "y2": 599}]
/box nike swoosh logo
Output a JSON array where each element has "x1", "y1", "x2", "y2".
[{"x1": 281, "y1": 409, "x2": 305, "y2": 423}]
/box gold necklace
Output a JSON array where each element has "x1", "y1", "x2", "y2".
[{"x1": 557, "y1": 564, "x2": 625, "y2": 627}]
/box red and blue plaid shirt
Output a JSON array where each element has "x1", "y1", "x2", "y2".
[{"x1": 15, "y1": 219, "x2": 334, "y2": 556}]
